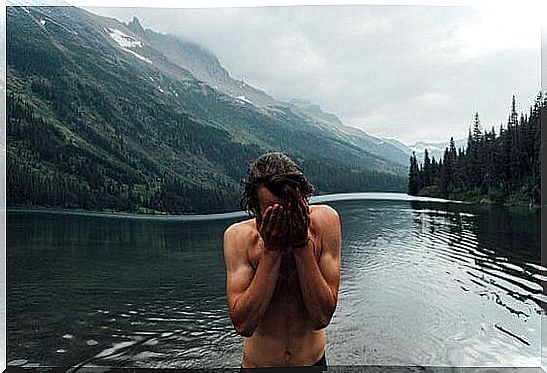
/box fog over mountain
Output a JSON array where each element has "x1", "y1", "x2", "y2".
[
  {"x1": 84, "y1": 4, "x2": 542, "y2": 144},
  {"x1": 7, "y1": 5, "x2": 409, "y2": 214}
]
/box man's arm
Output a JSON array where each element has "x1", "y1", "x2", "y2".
[
  {"x1": 293, "y1": 205, "x2": 341, "y2": 330},
  {"x1": 223, "y1": 223, "x2": 282, "y2": 337}
]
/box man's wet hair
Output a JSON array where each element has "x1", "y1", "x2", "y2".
[{"x1": 241, "y1": 152, "x2": 315, "y2": 218}]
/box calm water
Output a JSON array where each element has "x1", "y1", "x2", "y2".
[{"x1": 7, "y1": 193, "x2": 545, "y2": 368}]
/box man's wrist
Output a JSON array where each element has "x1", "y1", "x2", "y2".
[
  {"x1": 262, "y1": 246, "x2": 283, "y2": 260},
  {"x1": 292, "y1": 236, "x2": 314, "y2": 256},
  {"x1": 292, "y1": 235, "x2": 310, "y2": 249}
]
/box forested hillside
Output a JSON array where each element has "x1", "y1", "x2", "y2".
[
  {"x1": 7, "y1": 6, "x2": 406, "y2": 214},
  {"x1": 408, "y1": 94, "x2": 544, "y2": 207}
]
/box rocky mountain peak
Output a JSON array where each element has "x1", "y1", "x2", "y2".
[{"x1": 127, "y1": 16, "x2": 145, "y2": 37}]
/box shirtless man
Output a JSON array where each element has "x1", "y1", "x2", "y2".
[{"x1": 223, "y1": 152, "x2": 342, "y2": 369}]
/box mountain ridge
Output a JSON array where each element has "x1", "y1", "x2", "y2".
[
  {"x1": 124, "y1": 16, "x2": 412, "y2": 166},
  {"x1": 7, "y1": 6, "x2": 407, "y2": 214}
]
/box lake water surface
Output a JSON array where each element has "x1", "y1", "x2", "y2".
[{"x1": 7, "y1": 193, "x2": 545, "y2": 368}]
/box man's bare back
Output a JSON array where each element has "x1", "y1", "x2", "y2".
[{"x1": 224, "y1": 188, "x2": 341, "y2": 368}]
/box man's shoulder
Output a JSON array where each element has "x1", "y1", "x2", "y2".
[
  {"x1": 310, "y1": 205, "x2": 341, "y2": 255},
  {"x1": 310, "y1": 204, "x2": 340, "y2": 223},
  {"x1": 223, "y1": 217, "x2": 258, "y2": 247}
]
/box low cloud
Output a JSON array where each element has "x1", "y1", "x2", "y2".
[{"x1": 85, "y1": 4, "x2": 542, "y2": 144}]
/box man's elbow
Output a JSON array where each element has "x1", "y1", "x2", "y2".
[
  {"x1": 311, "y1": 314, "x2": 332, "y2": 331},
  {"x1": 312, "y1": 304, "x2": 336, "y2": 330},
  {"x1": 230, "y1": 312, "x2": 257, "y2": 337},
  {"x1": 312, "y1": 319, "x2": 329, "y2": 331},
  {"x1": 234, "y1": 322, "x2": 256, "y2": 337}
]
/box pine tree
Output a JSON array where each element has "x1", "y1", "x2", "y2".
[
  {"x1": 408, "y1": 152, "x2": 421, "y2": 195},
  {"x1": 440, "y1": 147, "x2": 453, "y2": 197},
  {"x1": 408, "y1": 92, "x2": 544, "y2": 206},
  {"x1": 423, "y1": 148, "x2": 432, "y2": 187}
]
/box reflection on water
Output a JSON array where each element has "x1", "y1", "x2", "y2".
[{"x1": 7, "y1": 195, "x2": 544, "y2": 368}]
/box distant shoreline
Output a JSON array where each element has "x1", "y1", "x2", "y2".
[
  {"x1": 5, "y1": 192, "x2": 469, "y2": 220},
  {"x1": 416, "y1": 189, "x2": 542, "y2": 211},
  {"x1": 5, "y1": 205, "x2": 249, "y2": 221}
]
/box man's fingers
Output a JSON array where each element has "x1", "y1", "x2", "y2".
[
  {"x1": 294, "y1": 206, "x2": 303, "y2": 226},
  {"x1": 282, "y1": 207, "x2": 291, "y2": 229},
  {"x1": 271, "y1": 205, "x2": 283, "y2": 235},
  {"x1": 260, "y1": 206, "x2": 273, "y2": 233},
  {"x1": 298, "y1": 199, "x2": 310, "y2": 227},
  {"x1": 289, "y1": 210, "x2": 302, "y2": 243},
  {"x1": 262, "y1": 206, "x2": 273, "y2": 227},
  {"x1": 298, "y1": 198, "x2": 307, "y2": 216},
  {"x1": 288, "y1": 199, "x2": 308, "y2": 245},
  {"x1": 294, "y1": 202, "x2": 306, "y2": 227},
  {"x1": 265, "y1": 205, "x2": 277, "y2": 236},
  {"x1": 286, "y1": 209, "x2": 291, "y2": 230},
  {"x1": 282, "y1": 209, "x2": 290, "y2": 246}
]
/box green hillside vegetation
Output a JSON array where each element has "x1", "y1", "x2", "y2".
[{"x1": 7, "y1": 6, "x2": 406, "y2": 214}]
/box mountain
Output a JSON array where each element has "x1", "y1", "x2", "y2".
[
  {"x1": 380, "y1": 137, "x2": 469, "y2": 164},
  {"x1": 382, "y1": 138, "x2": 411, "y2": 154},
  {"x1": 410, "y1": 138, "x2": 467, "y2": 163},
  {"x1": 137, "y1": 22, "x2": 278, "y2": 108},
  {"x1": 7, "y1": 6, "x2": 407, "y2": 214},
  {"x1": 286, "y1": 99, "x2": 410, "y2": 165},
  {"x1": 289, "y1": 98, "x2": 343, "y2": 125},
  {"x1": 130, "y1": 21, "x2": 411, "y2": 166}
]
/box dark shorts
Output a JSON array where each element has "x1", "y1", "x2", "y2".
[{"x1": 239, "y1": 352, "x2": 327, "y2": 372}]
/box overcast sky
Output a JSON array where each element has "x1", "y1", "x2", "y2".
[{"x1": 84, "y1": 4, "x2": 543, "y2": 145}]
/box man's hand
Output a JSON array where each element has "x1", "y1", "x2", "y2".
[
  {"x1": 258, "y1": 204, "x2": 290, "y2": 252},
  {"x1": 288, "y1": 193, "x2": 310, "y2": 250}
]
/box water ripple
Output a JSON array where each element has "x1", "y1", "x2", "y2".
[{"x1": 7, "y1": 199, "x2": 542, "y2": 368}]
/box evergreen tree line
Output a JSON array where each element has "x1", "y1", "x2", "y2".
[
  {"x1": 408, "y1": 93, "x2": 544, "y2": 206},
  {"x1": 7, "y1": 91, "x2": 405, "y2": 214}
]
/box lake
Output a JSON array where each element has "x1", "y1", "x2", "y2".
[{"x1": 6, "y1": 193, "x2": 545, "y2": 369}]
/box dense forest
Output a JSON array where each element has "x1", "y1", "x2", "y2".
[
  {"x1": 7, "y1": 91, "x2": 405, "y2": 214},
  {"x1": 7, "y1": 6, "x2": 407, "y2": 215},
  {"x1": 408, "y1": 93, "x2": 544, "y2": 207}
]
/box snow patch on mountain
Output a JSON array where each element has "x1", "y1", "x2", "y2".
[
  {"x1": 124, "y1": 48, "x2": 152, "y2": 64},
  {"x1": 107, "y1": 28, "x2": 143, "y2": 48},
  {"x1": 106, "y1": 28, "x2": 151, "y2": 64},
  {"x1": 411, "y1": 143, "x2": 443, "y2": 154},
  {"x1": 409, "y1": 138, "x2": 467, "y2": 164},
  {"x1": 236, "y1": 95, "x2": 252, "y2": 104}
]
